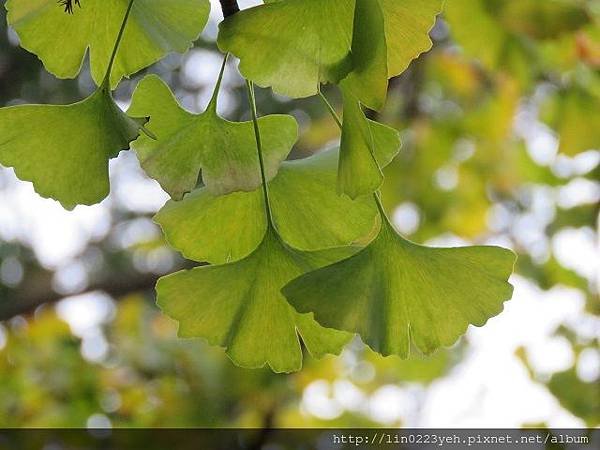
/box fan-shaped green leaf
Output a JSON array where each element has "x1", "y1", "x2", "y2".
[
  {"x1": 6, "y1": 0, "x2": 211, "y2": 88},
  {"x1": 0, "y1": 87, "x2": 147, "y2": 209},
  {"x1": 341, "y1": 0, "x2": 388, "y2": 111},
  {"x1": 154, "y1": 148, "x2": 385, "y2": 265},
  {"x1": 157, "y1": 226, "x2": 352, "y2": 373},
  {"x1": 283, "y1": 215, "x2": 516, "y2": 358},
  {"x1": 218, "y1": 0, "x2": 442, "y2": 100},
  {"x1": 294, "y1": 313, "x2": 353, "y2": 359},
  {"x1": 155, "y1": 187, "x2": 265, "y2": 265},
  {"x1": 342, "y1": 0, "x2": 442, "y2": 108},
  {"x1": 218, "y1": 0, "x2": 355, "y2": 98},
  {"x1": 338, "y1": 84, "x2": 401, "y2": 199},
  {"x1": 128, "y1": 74, "x2": 297, "y2": 199},
  {"x1": 381, "y1": 0, "x2": 442, "y2": 78}
]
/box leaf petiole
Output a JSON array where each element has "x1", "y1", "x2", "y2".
[
  {"x1": 97, "y1": 0, "x2": 155, "y2": 140},
  {"x1": 206, "y1": 54, "x2": 229, "y2": 115},
  {"x1": 102, "y1": 0, "x2": 136, "y2": 89},
  {"x1": 318, "y1": 90, "x2": 342, "y2": 130},
  {"x1": 245, "y1": 79, "x2": 274, "y2": 227},
  {"x1": 318, "y1": 89, "x2": 389, "y2": 217}
]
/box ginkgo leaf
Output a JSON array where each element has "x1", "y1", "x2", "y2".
[
  {"x1": 283, "y1": 213, "x2": 516, "y2": 358},
  {"x1": 341, "y1": 0, "x2": 388, "y2": 111},
  {"x1": 218, "y1": 0, "x2": 355, "y2": 98},
  {"x1": 128, "y1": 74, "x2": 297, "y2": 199},
  {"x1": 380, "y1": 0, "x2": 443, "y2": 78},
  {"x1": 156, "y1": 226, "x2": 352, "y2": 373},
  {"x1": 0, "y1": 86, "x2": 147, "y2": 209},
  {"x1": 338, "y1": 83, "x2": 401, "y2": 199},
  {"x1": 6, "y1": 0, "x2": 211, "y2": 88},
  {"x1": 155, "y1": 187, "x2": 265, "y2": 265},
  {"x1": 294, "y1": 312, "x2": 353, "y2": 359},
  {"x1": 154, "y1": 148, "x2": 392, "y2": 265},
  {"x1": 218, "y1": 0, "x2": 442, "y2": 100},
  {"x1": 342, "y1": 0, "x2": 443, "y2": 109}
]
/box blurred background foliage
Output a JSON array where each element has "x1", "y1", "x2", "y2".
[{"x1": 0, "y1": 0, "x2": 598, "y2": 428}]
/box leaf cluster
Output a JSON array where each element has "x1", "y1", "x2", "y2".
[{"x1": 0, "y1": 0, "x2": 516, "y2": 372}]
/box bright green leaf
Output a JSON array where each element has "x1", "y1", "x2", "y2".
[
  {"x1": 342, "y1": 0, "x2": 388, "y2": 111},
  {"x1": 129, "y1": 75, "x2": 298, "y2": 199},
  {"x1": 294, "y1": 313, "x2": 353, "y2": 360},
  {"x1": 338, "y1": 83, "x2": 401, "y2": 199},
  {"x1": 283, "y1": 215, "x2": 516, "y2": 358},
  {"x1": 218, "y1": 0, "x2": 442, "y2": 100},
  {"x1": 380, "y1": 0, "x2": 443, "y2": 78},
  {"x1": 0, "y1": 87, "x2": 147, "y2": 209},
  {"x1": 128, "y1": 74, "x2": 297, "y2": 199},
  {"x1": 154, "y1": 148, "x2": 383, "y2": 265},
  {"x1": 218, "y1": 0, "x2": 355, "y2": 98},
  {"x1": 155, "y1": 187, "x2": 265, "y2": 265},
  {"x1": 156, "y1": 226, "x2": 352, "y2": 373},
  {"x1": 6, "y1": 0, "x2": 211, "y2": 88},
  {"x1": 343, "y1": 0, "x2": 443, "y2": 108},
  {"x1": 369, "y1": 115, "x2": 404, "y2": 169},
  {"x1": 269, "y1": 148, "x2": 392, "y2": 250}
]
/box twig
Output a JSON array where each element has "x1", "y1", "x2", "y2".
[{"x1": 219, "y1": 0, "x2": 240, "y2": 18}]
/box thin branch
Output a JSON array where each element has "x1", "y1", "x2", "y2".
[
  {"x1": 0, "y1": 273, "x2": 158, "y2": 321},
  {"x1": 219, "y1": 0, "x2": 240, "y2": 18},
  {"x1": 0, "y1": 262, "x2": 195, "y2": 321},
  {"x1": 102, "y1": 0, "x2": 136, "y2": 87}
]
